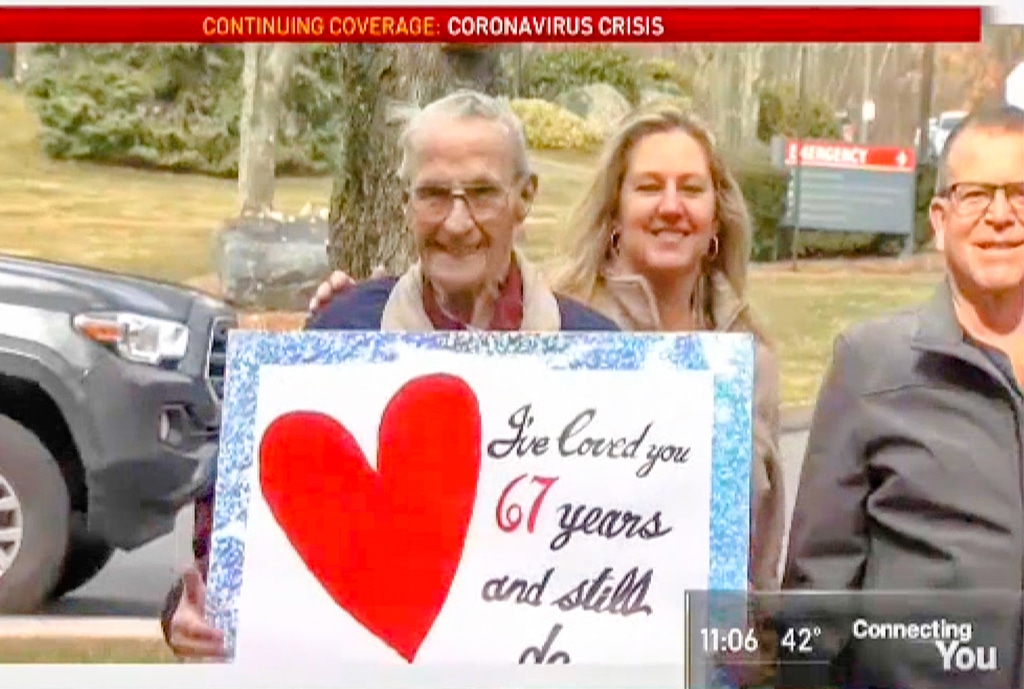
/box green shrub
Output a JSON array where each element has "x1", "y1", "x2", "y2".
[
  {"x1": 517, "y1": 47, "x2": 643, "y2": 105},
  {"x1": 510, "y1": 99, "x2": 604, "y2": 151},
  {"x1": 637, "y1": 57, "x2": 694, "y2": 97},
  {"x1": 24, "y1": 44, "x2": 341, "y2": 177},
  {"x1": 794, "y1": 231, "x2": 890, "y2": 258},
  {"x1": 29, "y1": 66, "x2": 153, "y2": 161},
  {"x1": 729, "y1": 149, "x2": 789, "y2": 262},
  {"x1": 639, "y1": 92, "x2": 693, "y2": 110},
  {"x1": 756, "y1": 84, "x2": 842, "y2": 143}
]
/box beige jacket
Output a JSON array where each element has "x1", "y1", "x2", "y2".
[
  {"x1": 588, "y1": 269, "x2": 786, "y2": 591},
  {"x1": 380, "y1": 251, "x2": 564, "y2": 331}
]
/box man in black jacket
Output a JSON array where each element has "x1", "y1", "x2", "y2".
[{"x1": 782, "y1": 105, "x2": 1024, "y2": 688}]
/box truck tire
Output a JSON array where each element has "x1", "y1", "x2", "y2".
[
  {"x1": 51, "y1": 513, "x2": 115, "y2": 598},
  {"x1": 0, "y1": 414, "x2": 70, "y2": 613}
]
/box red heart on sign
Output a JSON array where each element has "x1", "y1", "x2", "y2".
[{"x1": 258, "y1": 373, "x2": 482, "y2": 663}]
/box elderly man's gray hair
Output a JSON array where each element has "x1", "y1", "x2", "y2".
[
  {"x1": 396, "y1": 89, "x2": 532, "y2": 184},
  {"x1": 935, "y1": 104, "x2": 1024, "y2": 194}
]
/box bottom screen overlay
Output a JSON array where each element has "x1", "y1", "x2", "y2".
[{"x1": 686, "y1": 590, "x2": 1022, "y2": 689}]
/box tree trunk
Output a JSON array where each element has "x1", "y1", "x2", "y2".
[
  {"x1": 326, "y1": 45, "x2": 502, "y2": 278},
  {"x1": 704, "y1": 45, "x2": 733, "y2": 142},
  {"x1": 0, "y1": 45, "x2": 12, "y2": 79},
  {"x1": 238, "y1": 45, "x2": 298, "y2": 215},
  {"x1": 13, "y1": 43, "x2": 35, "y2": 85},
  {"x1": 238, "y1": 45, "x2": 259, "y2": 214},
  {"x1": 859, "y1": 44, "x2": 874, "y2": 144},
  {"x1": 735, "y1": 44, "x2": 764, "y2": 147},
  {"x1": 915, "y1": 43, "x2": 937, "y2": 165},
  {"x1": 440, "y1": 44, "x2": 502, "y2": 94},
  {"x1": 983, "y1": 25, "x2": 1024, "y2": 74},
  {"x1": 326, "y1": 45, "x2": 448, "y2": 278}
]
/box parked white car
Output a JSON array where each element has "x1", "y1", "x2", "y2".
[
  {"x1": 1007, "y1": 61, "x2": 1024, "y2": 109},
  {"x1": 914, "y1": 117, "x2": 939, "y2": 151},
  {"x1": 930, "y1": 111, "x2": 967, "y2": 158}
]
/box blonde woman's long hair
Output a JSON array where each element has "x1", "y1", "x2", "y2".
[{"x1": 549, "y1": 102, "x2": 768, "y2": 341}]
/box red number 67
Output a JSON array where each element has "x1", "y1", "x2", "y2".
[{"x1": 496, "y1": 474, "x2": 559, "y2": 534}]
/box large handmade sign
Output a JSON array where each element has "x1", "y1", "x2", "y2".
[{"x1": 205, "y1": 330, "x2": 754, "y2": 689}]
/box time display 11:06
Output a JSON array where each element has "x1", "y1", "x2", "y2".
[{"x1": 700, "y1": 627, "x2": 760, "y2": 654}]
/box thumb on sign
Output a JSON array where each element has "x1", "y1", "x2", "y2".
[{"x1": 167, "y1": 565, "x2": 228, "y2": 661}]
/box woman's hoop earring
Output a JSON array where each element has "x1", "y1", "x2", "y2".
[
  {"x1": 707, "y1": 235, "x2": 720, "y2": 260},
  {"x1": 609, "y1": 229, "x2": 621, "y2": 256}
]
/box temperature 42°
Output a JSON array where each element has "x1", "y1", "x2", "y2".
[{"x1": 781, "y1": 625, "x2": 822, "y2": 654}]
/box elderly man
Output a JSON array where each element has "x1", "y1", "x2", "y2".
[
  {"x1": 783, "y1": 105, "x2": 1024, "y2": 687},
  {"x1": 306, "y1": 91, "x2": 615, "y2": 332},
  {"x1": 161, "y1": 89, "x2": 617, "y2": 659}
]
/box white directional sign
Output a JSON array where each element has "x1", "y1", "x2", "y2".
[{"x1": 1007, "y1": 62, "x2": 1024, "y2": 110}]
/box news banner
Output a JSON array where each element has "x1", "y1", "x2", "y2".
[
  {"x1": 685, "y1": 590, "x2": 1022, "y2": 687},
  {"x1": 0, "y1": 5, "x2": 1022, "y2": 43}
]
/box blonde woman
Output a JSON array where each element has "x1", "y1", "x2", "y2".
[
  {"x1": 548, "y1": 104, "x2": 786, "y2": 592},
  {"x1": 310, "y1": 103, "x2": 785, "y2": 591}
]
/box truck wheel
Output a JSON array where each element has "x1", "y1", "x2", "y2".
[
  {"x1": 0, "y1": 414, "x2": 70, "y2": 613},
  {"x1": 51, "y1": 513, "x2": 115, "y2": 598}
]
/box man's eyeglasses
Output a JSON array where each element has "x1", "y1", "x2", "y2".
[
  {"x1": 407, "y1": 184, "x2": 510, "y2": 223},
  {"x1": 942, "y1": 182, "x2": 1024, "y2": 217}
]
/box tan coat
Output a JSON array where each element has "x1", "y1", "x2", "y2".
[
  {"x1": 380, "y1": 250, "x2": 564, "y2": 331},
  {"x1": 588, "y1": 269, "x2": 786, "y2": 591}
]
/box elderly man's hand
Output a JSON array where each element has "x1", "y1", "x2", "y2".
[
  {"x1": 307, "y1": 266, "x2": 387, "y2": 313},
  {"x1": 167, "y1": 565, "x2": 228, "y2": 662}
]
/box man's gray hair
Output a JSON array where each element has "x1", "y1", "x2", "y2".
[
  {"x1": 935, "y1": 103, "x2": 1024, "y2": 194},
  {"x1": 395, "y1": 89, "x2": 532, "y2": 184}
]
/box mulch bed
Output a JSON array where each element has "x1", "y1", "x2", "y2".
[{"x1": 753, "y1": 251, "x2": 944, "y2": 275}]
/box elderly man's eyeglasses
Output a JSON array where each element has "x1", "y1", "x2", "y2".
[
  {"x1": 407, "y1": 184, "x2": 510, "y2": 223},
  {"x1": 943, "y1": 182, "x2": 1024, "y2": 217}
]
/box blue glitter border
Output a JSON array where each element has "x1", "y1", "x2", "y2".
[{"x1": 205, "y1": 330, "x2": 755, "y2": 654}]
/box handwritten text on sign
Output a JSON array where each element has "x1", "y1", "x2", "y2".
[
  {"x1": 224, "y1": 346, "x2": 724, "y2": 675},
  {"x1": 482, "y1": 400, "x2": 689, "y2": 663}
]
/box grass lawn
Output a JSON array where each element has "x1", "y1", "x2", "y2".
[
  {"x1": 0, "y1": 638, "x2": 174, "y2": 663},
  {"x1": 0, "y1": 83, "x2": 941, "y2": 408},
  {"x1": 748, "y1": 270, "x2": 939, "y2": 406},
  {"x1": 0, "y1": 83, "x2": 333, "y2": 283}
]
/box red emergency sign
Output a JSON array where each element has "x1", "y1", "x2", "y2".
[{"x1": 785, "y1": 139, "x2": 917, "y2": 172}]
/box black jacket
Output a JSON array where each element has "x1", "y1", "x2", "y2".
[{"x1": 782, "y1": 281, "x2": 1024, "y2": 688}]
